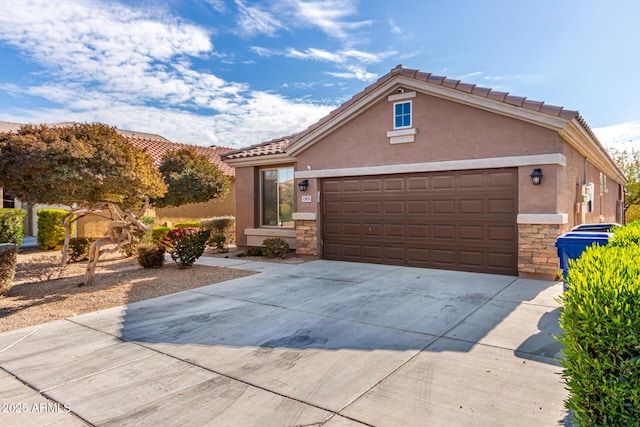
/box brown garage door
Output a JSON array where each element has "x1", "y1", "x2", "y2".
[{"x1": 322, "y1": 168, "x2": 518, "y2": 275}]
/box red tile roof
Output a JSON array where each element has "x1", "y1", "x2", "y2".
[
  {"x1": 122, "y1": 133, "x2": 235, "y2": 177},
  {"x1": 221, "y1": 135, "x2": 295, "y2": 160},
  {"x1": 223, "y1": 65, "x2": 594, "y2": 160}
]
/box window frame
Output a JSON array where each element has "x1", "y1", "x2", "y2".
[
  {"x1": 259, "y1": 166, "x2": 294, "y2": 228},
  {"x1": 393, "y1": 100, "x2": 412, "y2": 130}
]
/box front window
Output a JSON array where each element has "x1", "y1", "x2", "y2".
[
  {"x1": 394, "y1": 101, "x2": 412, "y2": 129},
  {"x1": 261, "y1": 167, "x2": 294, "y2": 227}
]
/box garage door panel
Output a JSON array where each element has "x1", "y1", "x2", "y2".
[
  {"x1": 460, "y1": 199, "x2": 484, "y2": 214},
  {"x1": 488, "y1": 199, "x2": 516, "y2": 214},
  {"x1": 433, "y1": 225, "x2": 455, "y2": 239},
  {"x1": 322, "y1": 168, "x2": 517, "y2": 275},
  {"x1": 384, "y1": 201, "x2": 405, "y2": 214}
]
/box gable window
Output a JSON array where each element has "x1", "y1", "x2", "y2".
[
  {"x1": 394, "y1": 101, "x2": 412, "y2": 129},
  {"x1": 261, "y1": 167, "x2": 294, "y2": 227}
]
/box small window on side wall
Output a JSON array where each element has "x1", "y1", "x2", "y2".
[{"x1": 394, "y1": 101, "x2": 411, "y2": 129}]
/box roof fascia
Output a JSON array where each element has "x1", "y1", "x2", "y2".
[
  {"x1": 559, "y1": 120, "x2": 627, "y2": 183},
  {"x1": 222, "y1": 153, "x2": 296, "y2": 168},
  {"x1": 286, "y1": 75, "x2": 569, "y2": 157}
]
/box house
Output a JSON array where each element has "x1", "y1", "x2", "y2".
[
  {"x1": 0, "y1": 121, "x2": 235, "y2": 237},
  {"x1": 222, "y1": 65, "x2": 626, "y2": 279}
]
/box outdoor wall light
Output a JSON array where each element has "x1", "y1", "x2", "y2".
[
  {"x1": 530, "y1": 168, "x2": 543, "y2": 185},
  {"x1": 298, "y1": 179, "x2": 309, "y2": 192}
]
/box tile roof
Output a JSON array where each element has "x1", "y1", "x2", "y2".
[
  {"x1": 221, "y1": 135, "x2": 295, "y2": 160},
  {"x1": 122, "y1": 134, "x2": 235, "y2": 177},
  {"x1": 223, "y1": 65, "x2": 595, "y2": 160}
]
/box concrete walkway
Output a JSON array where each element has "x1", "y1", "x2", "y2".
[{"x1": 0, "y1": 258, "x2": 569, "y2": 426}]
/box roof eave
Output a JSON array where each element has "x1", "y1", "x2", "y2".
[
  {"x1": 222, "y1": 153, "x2": 297, "y2": 168},
  {"x1": 559, "y1": 119, "x2": 627, "y2": 184}
]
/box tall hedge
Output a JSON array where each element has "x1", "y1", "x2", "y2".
[
  {"x1": 0, "y1": 208, "x2": 25, "y2": 245},
  {"x1": 37, "y1": 208, "x2": 73, "y2": 250},
  {"x1": 558, "y1": 240, "x2": 640, "y2": 425}
]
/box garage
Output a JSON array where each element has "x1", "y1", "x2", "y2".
[{"x1": 322, "y1": 168, "x2": 518, "y2": 275}]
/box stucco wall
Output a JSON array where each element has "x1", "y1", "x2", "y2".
[
  {"x1": 77, "y1": 180, "x2": 236, "y2": 238},
  {"x1": 234, "y1": 166, "x2": 259, "y2": 247},
  {"x1": 297, "y1": 92, "x2": 560, "y2": 171}
]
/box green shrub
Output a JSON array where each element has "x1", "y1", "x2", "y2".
[
  {"x1": 262, "y1": 238, "x2": 290, "y2": 259},
  {"x1": 201, "y1": 216, "x2": 236, "y2": 244},
  {"x1": 140, "y1": 216, "x2": 156, "y2": 226},
  {"x1": 0, "y1": 208, "x2": 26, "y2": 245},
  {"x1": 67, "y1": 237, "x2": 92, "y2": 262},
  {"x1": 137, "y1": 244, "x2": 165, "y2": 269},
  {"x1": 557, "y1": 243, "x2": 640, "y2": 425},
  {"x1": 0, "y1": 243, "x2": 18, "y2": 295},
  {"x1": 238, "y1": 246, "x2": 264, "y2": 257},
  {"x1": 161, "y1": 227, "x2": 210, "y2": 268},
  {"x1": 151, "y1": 227, "x2": 171, "y2": 245},
  {"x1": 208, "y1": 233, "x2": 228, "y2": 253},
  {"x1": 626, "y1": 205, "x2": 640, "y2": 224},
  {"x1": 37, "y1": 208, "x2": 73, "y2": 250},
  {"x1": 173, "y1": 221, "x2": 201, "y2": 229},
  {"x1": 608, "y1": 220, "x2": 640, "y2": 248}
]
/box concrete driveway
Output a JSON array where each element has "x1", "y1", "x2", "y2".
[{"x1": 0, "y1": 258, "x2": 569, "y2": 426}]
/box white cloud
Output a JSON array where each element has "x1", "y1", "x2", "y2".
[
  {"x1": 281, "y1": 0, "x2": 372, "y2": 40},
  {"x1": 593, "y1": 121, "x2": 640, "y2": 151},
  {"x1": 0, "y1": 0, "x2": 334, "y2": 147},
  {"x1": 235, "y1": 0, "x2": 286, "y2": 37}
]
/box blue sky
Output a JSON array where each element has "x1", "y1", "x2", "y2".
[{"x1": 1, "y1": 0, "x2": 639, "y2": 149}]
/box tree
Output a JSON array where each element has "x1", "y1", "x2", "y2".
[
  {"x1": 154, "y1": 148, "x2": 230, "y2": 208},
  {"x1": 610, "y1": 148, "x2": 640, "y2": 210},
  {"x1": 0, "y1": 123, "x2": 167, "y2": 284}
]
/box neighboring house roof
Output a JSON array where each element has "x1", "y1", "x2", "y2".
[
  {"x1": 221, "y1": 65, "x2": 598, "y2": 161},
  {"x1": 0, "y1": 120, "x2": 235, "y2": 178},
  {"x1": 0, "y1": 121, "x2": 24, "y2": 133},
  {"x1": 123, "y1": 134, "x2": 235, "y2": 178}
]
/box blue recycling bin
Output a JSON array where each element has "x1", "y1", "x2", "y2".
[
  {"x1": 570, "y1": 223, "x2": 620, "y2": 232},
  {"x1": 555, "y1": 232, "x2": 612, "y2": 285}
]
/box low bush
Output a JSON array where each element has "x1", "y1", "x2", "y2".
[
  {"x1": 558, "y1": 242, "x2": 640, "y2": 425},
  {"x1": 152, "y1": 227, "x2": 171, "y2": 245},
  {"x1": 140, "y1": 216, "x2": 156, "y2": 227},
  {"x1": 238, "y1": 246, "x2": 264, "y2": 257},
  {"x1": 174, "y1": 221, "x2": 201, "y2": 229},
  {"x1": 0, "y1": 208, "x2": 26, "y2": 246},
  {"x1": 161, "y1": 227, "x2": 210, "y2": 268},
  {"x1": 262, "y1": 238, "x2": 289, "y2": 259},
  {"x1": 14, "y1": 254, "x2": 65, "y2": 283},
  {"x1": 208, "y1": 233, "x2": 228, "y2": 253},
  {"x1": 201, "y1": 216, "x2": 235, "y2": 244},
  {"x1": 37, "y1": 208, "x2": 73, "y2": 250},
  {"x1": 137, "y1": 244, "x2": 165, "y2": 269},
  {"x1": 67, "y1": 237, "x2": 92, "y2": 262},
  {"x1": 0, "y1": 243, "x2": 18, "y2": 295}
]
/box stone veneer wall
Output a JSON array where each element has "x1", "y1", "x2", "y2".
[
  {"x1": 518, "y1": 223, "x2": 567, "y2": 279},
  {"x1": 295, "y1": 220, "x2": 318, "y2": 257}
]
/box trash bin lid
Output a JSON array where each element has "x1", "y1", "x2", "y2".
[{"x1": 571, "y1": 223, "x2": 620, "y2": 232}]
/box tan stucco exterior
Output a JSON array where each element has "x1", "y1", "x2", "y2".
[{"x1": 224, "y1": 67, "x2": 626, "y2": 278}]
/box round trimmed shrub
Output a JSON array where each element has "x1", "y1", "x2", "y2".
[
  {"x1": 0, "y1": 208, "x2": 26, "y2": 246},
  {"x1": 137, "y1": 244, "x2": 165, "y2": 269},
  {"x1": 37, "y1": 208, "x2": 72, "y2": 250}
]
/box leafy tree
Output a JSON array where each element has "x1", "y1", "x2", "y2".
[
  {"x1": 610, "y1": 148, "x2": 640, "y2": 210},
  {"x1": 0, "y1": 123, "x2": 167, "y2": 284},
  {"x1": 154, "y1": 148, "x2": 230, "y2": 208}
]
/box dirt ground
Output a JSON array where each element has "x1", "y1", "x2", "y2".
[{"x1": 0, "y1": 249, "x2": 257, "y2": 333}]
